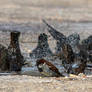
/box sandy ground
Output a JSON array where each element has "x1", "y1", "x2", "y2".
[{"x1": 0, "y1": 75, "x2": 92, "y2": 92}]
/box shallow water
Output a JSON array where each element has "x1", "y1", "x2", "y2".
[{"x1": 0, "y1": 21, "x2": 92, "y2": 76}]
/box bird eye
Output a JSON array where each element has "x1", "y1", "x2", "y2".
[{"x1": 38, "y1": 65, "x2": 42, "y2": 68}]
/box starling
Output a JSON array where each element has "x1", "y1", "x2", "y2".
[
  {"x1": 43, "y1": 20, "x2": 81, "y2": 54},
  {"x1": 62, "y1": 42, "x2": 75, "y2": 64},
  {"x1": 7, "y1": 31, "x2": 25, "y2": 72},
  {"x1": 58, "y1": 42, "x2": 87, "y2": 75},
  {"x1": 67, "y1": 46, "x2": 87, "y2": 75},
  {"x1": 42, "y1": 19, "x2": 66, "y2": 54},
  {"x1": 30, "y1": 33, "x2": 53, "y2": 59},
  {"x1": 66, "y1": 33, "x2": 80, "y2": 52}
]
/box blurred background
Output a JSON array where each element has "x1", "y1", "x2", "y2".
[{"x1": 0, "y1": 0, "x2": 92, "y2": 22}]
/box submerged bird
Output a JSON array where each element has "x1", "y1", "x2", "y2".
[
  {"x1": 7, "y1": 31, "x2": 25, "y2": 72},
  {"x1": 36, "y1": 59, "x2": 64, "y2": 77},
  {"x1": 30, "y1": 33, "x2": 53, "y2": 59}
]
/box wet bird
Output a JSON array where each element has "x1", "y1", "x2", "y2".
[
  {"x1": 62, "y1": 42, "x2": 75, "y2": 64},
  {"x1": 60, "y1": 42, "x2": 87, "y2": 75},
  {"x1": 68, "y1": 53, "x2": 87, "y2": 75},
  {"x1": 43, "y1": 20, "x2": 88, "y2": 75},
  {"x1": 68, "y1": 46, "x2": 87, "y2": 75},
  {"x1": 82, "y1": 35, "x2": 92, "y2": 51},
  {"x1": 43, "y1": 20, "x2": 80, "y2": 53},
  {"x1": 30, "y1": 33, "x2": 53, "y2": 59},
  {"x1": 0, "y1": 44, "x2": 9, "y2": 71},
  {"x1": 81, "y1": 36, "x2": 92, "y2": 62},
  {"x1": 66, "y1": 33, "x2": 80, "y2": 52},
  {"x1": 42, "y1": 19, "x2": 66, "y2": 54},
  {"x1": 36, "y1": 59, "x2": 64, "y2": 77},
  {"x1": 7, "y1": 31, "x2": 25, "y2": 72},
  {"x1": 59, "y1": 42, "x2": 75, "y2": 73},
  {"x1": 68, "y1": 62, "x2": 86, "y2": 75}
]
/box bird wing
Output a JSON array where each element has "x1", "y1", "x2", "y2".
[{"x1": 42, "y1": 19, "x2": 66, "y2": 41}]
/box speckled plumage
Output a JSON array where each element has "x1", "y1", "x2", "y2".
[{"x1": 30, "y1": 33, "x2": 53, "y2": 59}]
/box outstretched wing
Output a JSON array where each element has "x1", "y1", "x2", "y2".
[{"x1": 42, "y1": 19, "x2": 66, "y2": 41}]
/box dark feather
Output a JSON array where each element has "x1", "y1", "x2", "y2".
[{"x1": 36, "y1": 59, "x2": 63, "y2": 77}]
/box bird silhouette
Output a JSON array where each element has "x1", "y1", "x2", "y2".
[
  {"x1": 62, "y1": 42, "x2": 75, "y2": 64},
  {"x1": 42, "y1": 19, "x2": 66, "y2": 54},
  {"x1": 43, "y1": 20, "x2": 80, "y2": 54},
  {"x1": 0, "y1": 31, "x2": 25, "y2": 72},
  {"x1": 7, "y1": 31, "x2": 25, "y2": 72},
  {"x1": 30, "y1": 33, "x2": 53, "y2": 59}
]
